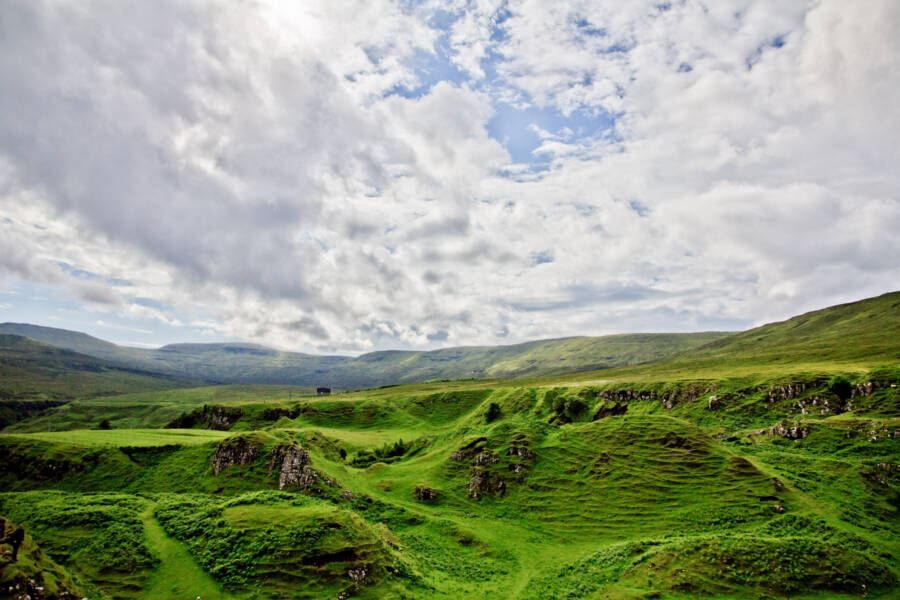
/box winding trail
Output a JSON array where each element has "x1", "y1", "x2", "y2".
[{"x1": 139, "y1": 503, "x2": 239, "y2": 600}]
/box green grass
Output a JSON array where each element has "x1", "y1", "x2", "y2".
[
  {"x1": 0, "y1": 292, "x2": 898, "y2": 598},
  {"x1": 0, "y1": 334, "x2": 192, "y2": 406},
  {"x1": 2, "y1": 428, "x2": 231, "y2": 447}
]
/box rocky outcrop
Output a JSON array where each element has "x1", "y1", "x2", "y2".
[
  {"x1": 167, "y1": 404, "x2": 243, "y2": 430},
  {"x1": 467, "y1": 470, "x2": 506, "y2": 500},
  {"x1": 769, "y1": 422, "x2": 809, "y2": 440},
  {"x1": 268, "y1": 443, "x2": 327, "y2": 491},
  {"x1": 451, "y1": 437, "x2": 488, "y2": 462},
  {"x1": 414, "y1": 486, "x2": 440, "y2": 502},
  {"x1": 594, "y1": 387, "x2": 701, "y2": 410},
  {"x1": 261, "y1": 406, "x2": 303, "y2": 422},
  {"x1": 212, "y1": 436, "x2": 261, "y2": 475},
  {"x1": 506, "y1": 445, "x2": 535, "y2": 459},
  {"x1": 708, "y1": 395, "x2": 719, "y2": 410},
  {"x1": 867, "y1": 424, "x2": 900, "y2": 442},
  {"x1": 793, "y1": 396, "x2": 851, "y2": 416},
  {"x1": 451, "y1": 437, "x2": 534, "y2": 499},
  {"x1": 592, "y1": 402, "x2": 628, "y2": 420},
  {"x1": 474, "y1": 451, "x2": 500, "y2": 466},
  {"x1": 766, "y1": 383, "x2": 807, "y2": 404}
]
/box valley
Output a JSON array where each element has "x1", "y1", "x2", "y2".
[{"x1": 1, "y1": 293, "x2": 898, "y2": 599}]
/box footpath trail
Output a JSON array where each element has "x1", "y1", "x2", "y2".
[{"x1": 139, "y1": 503, "x2": 239, "y2": 600}]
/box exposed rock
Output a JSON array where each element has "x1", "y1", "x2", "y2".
[
  {"x1": 168, "y1": 404, "x2": 243, "y2": 431},
  {"x1": 592, "y1": 402, "x2": 628, "y2": 420},
  {"x1": 766, "y1": 383, "x2": 807, "y2": 404},
  {"x1": 451, "y1": 437, "x2": 488, "y2": 463},
  {"x1": 414, "y1": 486, "x2": 440, "y2": 502},
  {"x1": 505, "y1": 445, "x2": 535, "y2": 459},
  {"x1": 340, "y1": 489, "x2": 355, "y2": 499},
  {"x1": 708, "y1": 395, "x2": 719, "y2": 410},
  {"x1": 769, "y1": 422, "x2": 809, "y2": 440},
  {"x1": 269, "y1": 444, "x2": 318, "y2": 491},
  {"x1": 773, "y1": 504, "x2": 786, "y2": 513},
  {"x1": 467, "y1": 470, "x2": 505, "y2": 499},
  {"x1": 474, "y1": 451, "x2": 500, "y2": 466},
  {"x1": 212, "y1": 436, "x2": 261, "y2": 475},
  {"x1": 347, "y1": 565, "x2": 369, "y2": 589},
  {"x1": 853, "y1": 381, "x2": 875, "y2": 397},
  {"x1": 771, "y1": 477, "x2": 785, "y2": 491},
  {"x1": 261, "y1": 406, "x2": 302, "y2": 421}
]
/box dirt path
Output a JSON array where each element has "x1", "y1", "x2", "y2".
[{"x1": 139, "y1": 504, "x2": 239, "y2": 600}]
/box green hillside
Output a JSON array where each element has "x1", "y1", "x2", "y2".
[
  {"x1": 0, "y1": 335, "x2": 195, "y2": 429},
  {"x1": 1, "y1": 292, "x2": 898, "y2": 598},
  {"x1": 0, "y1": 322, "x2": 731, "y2": 387},
  {"x1": 683, "y1": 291, "x2": 900, "y2": 365},
  {"x1": 0, "y1": 365, "x2": 897, "y2": 599}
]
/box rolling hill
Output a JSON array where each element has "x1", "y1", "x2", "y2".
[
  {"x1": 0, "y1": 323, "x2": 731, "y2": 388},
  {"x1": 0, "y1": 291, "x2": 898, "y2": 598},
  {"x1": 0, "y1": 334, "x2": 197, "y2": 428}
]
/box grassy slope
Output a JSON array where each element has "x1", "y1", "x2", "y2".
[
  {"x1": 0, "y1": 334, "x2": 193, "y2": 403},
  {"x1": 1, "y1": 322, "x2": 732, "y2": 387},
  {"x1": 0, "y1": 292, "x2": 898, "y2": 599}
]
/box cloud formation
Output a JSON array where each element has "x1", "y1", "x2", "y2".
[{"x1": 1, "y1": 0, "x2": 898, "y2": 352}]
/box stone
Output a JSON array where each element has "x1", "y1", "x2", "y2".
[
  {"x1": 212, "y1": 436, "x2": 261, "y2": 475},
  {"x1": 505, "y1": 445, "x2": 535, "y2": 459},
  {"x1": 773, "y1": 504, "x2": 786, "y2": 513},
  {"x1": 708, "y1": 395, "x2": 719, "y2": 410},
  {"x1": 269, "y1": 444, "x2": 317, "y2": 490},
  {"x1": 414, "y1": 486, "x2": 440, "y2": 502},
  {"x1": 474, "y1": 451, "x2": 500, "y2": 466},
  {"x1": 769, "y1": 422, "x2": 809, "y2": 440}
]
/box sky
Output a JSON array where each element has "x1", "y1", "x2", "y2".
[{"x1": 1, "y1": 0, "x2": 898, "y2": 354}]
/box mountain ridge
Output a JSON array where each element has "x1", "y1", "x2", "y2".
[{"x1": 0, "y1": 322, "x2": 731, "y2": 388}]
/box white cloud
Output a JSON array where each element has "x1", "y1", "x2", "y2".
[{"x1": 0, "y1": 0, "x2": 898, "y2": 352}]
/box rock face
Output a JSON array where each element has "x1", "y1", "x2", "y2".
[
  {"x1": 168, "y1": 404, "x2": 243, "y2": 430},
  {"x1": 414, "y1": 486, "x2": 440, "y2": 502},
  {"x1": 474, "y1": 451, "x2": 500, "y2": 466},
  {"x1": 592, "y1": 402, "x2": 628, "y2": 420},
  {"x1": 269, "y1": 443, "x2": 319, "y2": 491},
  {"x1": 450, "y1": 436, "x2": 535, "y2": 500},
  {"x1": 766, "y1": 383, "x2": 807, "y2": 404},
  {"x1": 769, "y1": 422, "x2": 810, "y2": 440},
  {"x1": 467, "y1": 471, "x2": 505, "y2": 500},
  {"x1": 506, "y1": 446, "x2": 535, "y2": 459},
  {"x1": 212, "y1": 436, "x2": 261, "y2": 475}
]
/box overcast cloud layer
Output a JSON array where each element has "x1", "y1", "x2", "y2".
[{"x1": 1, "y1": 0, "x2": 898, "y2": 352}]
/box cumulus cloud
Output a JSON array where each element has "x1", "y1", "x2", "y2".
[{"x1": 0, "y1": 0, "x2": 898, "y2": 352}]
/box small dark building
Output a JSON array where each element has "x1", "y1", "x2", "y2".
[{"x1": 317, "y1": 387, "x2": 331, "y2": 395}]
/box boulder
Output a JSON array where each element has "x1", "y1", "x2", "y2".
[
  {"x1": 413, "y1": 486, "x2": 440, "y2": 502},
  {"x1": 212, "y1": 436, "x2": 260, "y2": 475}
]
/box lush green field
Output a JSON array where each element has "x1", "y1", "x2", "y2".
[
  {"x1": 1, "y1": 293, "x2": 898, "y2": 599},
  {"x1": 2, "y1": 428, "x2": 230, "y2": 447}
]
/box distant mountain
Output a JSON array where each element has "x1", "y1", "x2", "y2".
[
  {"x1": 0, "y1": 334, "x2": 194, "y2": 402},
  {"x1": 0, "y1": 323, "x2": 731, "y2": 388}
]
